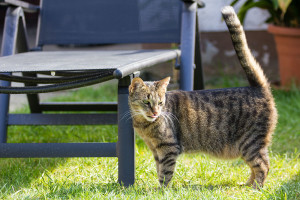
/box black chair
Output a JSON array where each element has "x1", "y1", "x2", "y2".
[{"x1": 0, "y1": 0, "x2": 204, "y2": 186}]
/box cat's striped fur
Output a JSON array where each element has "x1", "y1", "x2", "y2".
[{"x1": 128, "y1": 6, "x2": 277, "y2": 189}]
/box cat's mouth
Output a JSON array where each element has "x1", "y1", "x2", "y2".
[
  {"x1": 148, "y1": 115, "x2": 158, "y2": 119},
  {"x1": 146, "y1": 115, "x2": 159, "y2": 121}
]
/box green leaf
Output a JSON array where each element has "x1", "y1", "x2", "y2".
[
  {"x1": 237, "y1": 0, "x2": 274, "y2": 24},
  {"x1": 278, "y1": 0, "x2": 292, "y2": 16},
  {"x1": 244, "y1": 0, "x2": 254, "y2": 6},
  {"x1": 230, "y1": 0, "x2": 240, "y2": 6},
  {"x1": 271, "y1": 0, "x2": 279, "y2": 9}
]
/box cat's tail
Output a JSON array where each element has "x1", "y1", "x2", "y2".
[{"x1": 221, "y1": 6, "x2": 269, "y2": 89}]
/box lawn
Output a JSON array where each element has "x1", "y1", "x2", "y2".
[{"x1": 0, "y1": 78, "x2": 299, "y2": 199}]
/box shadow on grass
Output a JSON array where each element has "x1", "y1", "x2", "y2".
[
  {"x1": 0, "y1": 82, "x2": 120, "y2": 198},
  {"x1": 43, "y1": 182, "x2": 122, "y2": 198},
  {"x1": 0, "y1": 125, "x2": 118, "y2": 198},
  {"x1": 0, "y1": 157, "x2": 68, "y2": 197},
  {"x1": 184, "y1": 182, "x2": 236, "y2": 191},
  {"x1": 42, "y1": 182, "x2": 236, "y2": 198},
  {"x1": 40, "y1": 176, "x2": 300, "y2": 199}
]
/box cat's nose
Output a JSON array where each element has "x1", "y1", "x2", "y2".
[{"x1": 153, "y1": 111, "x2": 158, "y2": 116}]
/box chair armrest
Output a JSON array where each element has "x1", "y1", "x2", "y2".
[
  {"x1": 181, "y1": 0, "x2": 205, "y2": 8},
  {"x1": 0, "y1": 0, "x2": 39, "y2": 13}
]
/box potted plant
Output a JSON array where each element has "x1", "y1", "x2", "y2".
[{"x1": 230, "y1": 0, "x2": 300, "y2": 86}]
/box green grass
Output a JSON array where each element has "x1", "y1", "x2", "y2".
[{"x1": 1, "y1": 78, "x2": 299, "y2": 199}]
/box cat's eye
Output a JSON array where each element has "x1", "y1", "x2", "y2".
[
  {"x1": 158, "y1": 101, "x2": 163, "y2": 105},
  {"x1": 143, "y1": 100, "x2": 150, "y2": 105}
]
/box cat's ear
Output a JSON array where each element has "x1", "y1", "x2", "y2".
[
  {"x1": 129, "y1": 77, "x2": 145, "y2": 93},
  {"x1": 156, "y1": 77, "x2": 170, "y2": 92}
]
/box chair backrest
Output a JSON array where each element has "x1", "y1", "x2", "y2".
[{"x1": 37, "y1": 0, "x2": 182, "y2": 46}]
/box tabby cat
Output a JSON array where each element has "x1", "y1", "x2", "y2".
[{"x1": 128, "y1": 6, "x2": 277, "y2": 189}]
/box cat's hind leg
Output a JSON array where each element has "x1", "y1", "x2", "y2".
[
  {"x1": 245, "y1": 168, "x2": 255, "y2": 186},
  {"x1": 243, "y1": 147, "x2": 270, "y2": 189}
]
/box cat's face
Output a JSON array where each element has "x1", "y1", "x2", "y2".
[{"x1": 128, "y1": 77, "x2": 170, "y2": 122}]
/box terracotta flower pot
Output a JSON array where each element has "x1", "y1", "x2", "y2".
[{"x1": 268, "y1": 25, "x2": 300, "y2": 86}]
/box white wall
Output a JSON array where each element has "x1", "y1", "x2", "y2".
[{"x1": 198, "y1": 0, "x2": 270, "y2": 32}]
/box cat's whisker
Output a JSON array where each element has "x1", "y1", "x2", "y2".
[
  {"x1": 161, "y1": 112, "x2": 172, "y2": 124},
  {"x1": 128, "y1": 111, "x2": 144, "y2": 121},
  {"x1": 121, "y1": 110, "x2": 143, "y2": 121},
  {"x1": 127, "y1": 114, "x2": 142, "y2": 121},
  {"x1": 160, "y1": 114, "x2": 169, "y2": 124},
  {"x1": 161, "y1": 112, "x2": 176, "y2": 131},
  {"x1": 163, "y1": 111, "x2": 179, "y2": 124},
  {"x1": 168, "y1": 112, "x2": 179, "y2": 124},
  {"x1": 120, "y1": 111, "x2": 133, "y2": 121}
]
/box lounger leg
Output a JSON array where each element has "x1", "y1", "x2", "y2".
[
  {"x1": 117, "y1": 75, "x2": 135, "y2": 186},
  {"x1": 0, "y1": 84, "x2": 9, "y2": 143},
  {"x1": 23, "y1": 72, "x2": 42, "y2": 113},
  {"x1": 193, "y1": 11, "x2": 205, "y2": 90},
  {"x1": 0, "y1": 7, "x2": 29, "y2": 143},
  {"x1": 180, "y1": 2, "x2": 197, "y2": 91}
]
